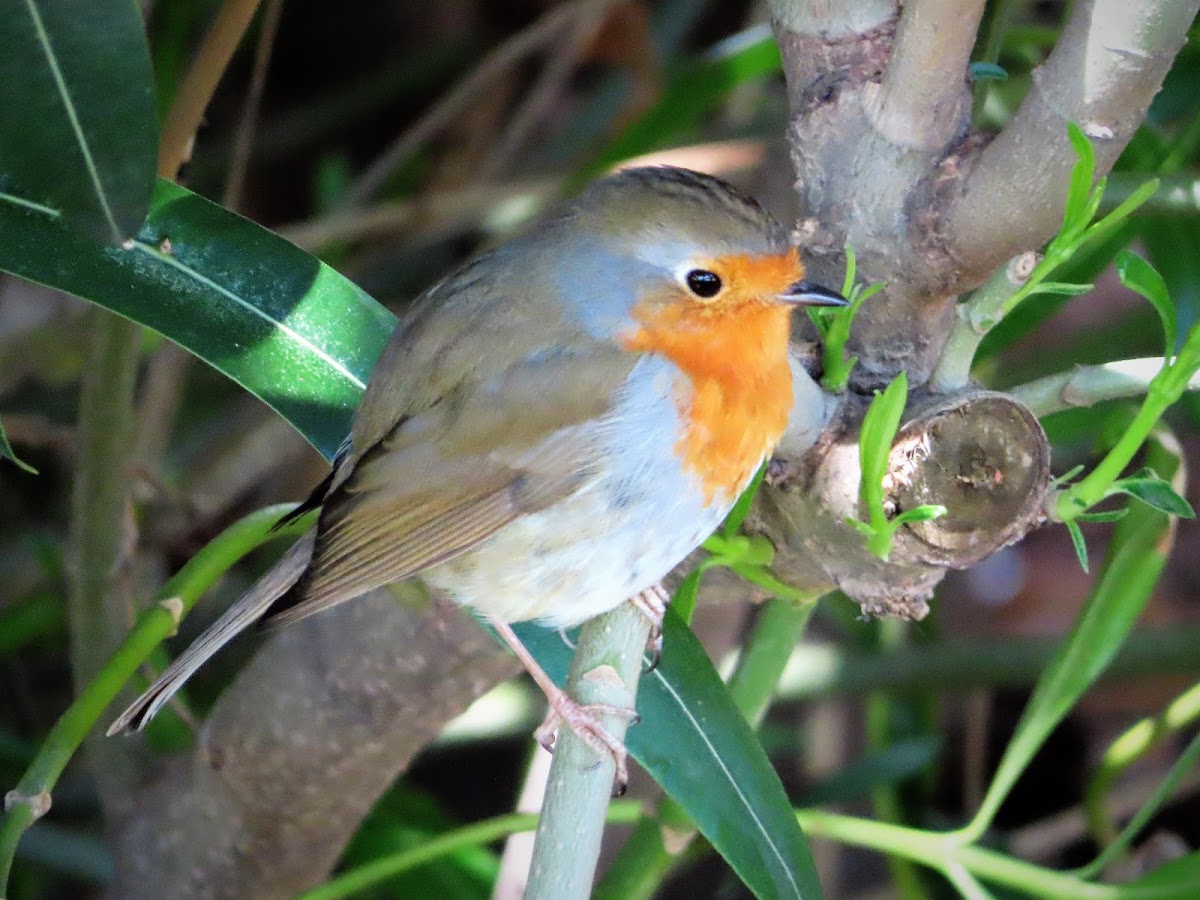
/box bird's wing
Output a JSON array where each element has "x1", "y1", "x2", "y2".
[{"x1": 263, "y1": 287, "x2": 638, "y2": 629}]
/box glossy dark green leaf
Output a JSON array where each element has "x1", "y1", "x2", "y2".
[
  {"x1": 0, "y1": 180, "x2": 396, "y2": 459},
  {"x1": 515, "y1": 613, "x2": 823, "y2": 900},
  {"x1": 1143, "y1": 216, "x2": 1200, "y2": 348},
  {"x1": 0, "y1": 417, "x2": 37, "y2": 474},
  {"x1": 1118, "y1": 250, "x2": 1177, "y2": 359},
  {"x1": 0, "y1": 0, "x2": 157, "y2": 242}
]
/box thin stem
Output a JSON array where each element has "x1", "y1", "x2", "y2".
[
  {"x1": 295, "y1": 802, "x2": 642, "y2": 900},
  {"x1": 0, "y1": 504, "x2": 310, "y2": 895},
  {"x1": 928, "y1": 252, "x2": 1038, "y2": 392},
  {"x1": 526, "y1": 603, "x2": 650, "y2": 899},
  {"x1": 158, "y1": 0, "x2": 264, "y2": 179},
  {"x1": 866, "y1": 619, "x2": 929, "y2": 900},
  {"x1": 1078, "y1": 727, "x2": 1200, "y2": 880},
  {"x1": 222, "y1": 0, "x2": 285, "y2": 210},
  {"x1": 1009, "y1": 358, "x2": 1200, "y2": 418},
  {"x1": 1084, "y1": 679, "x2": 1200, "y2": 850},
  {"x1": 795, "y1": 810, "x2": 1118, "y2": 899},
  {"x1": 595, "y1": 597, "x2": 819, "y2": 898}
]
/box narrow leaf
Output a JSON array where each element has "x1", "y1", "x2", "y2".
[
  {"x1": 859, "y1": 372, "x2": 908, "y2": 493},
  {"x1": 1064, "y1": 122, "x2": 1096, "y2": 233},
  {"x1": 1067, "y1": 519, "x2": 1089, "y2": 573},
  {"x1": 1117, "y1": 250, "x2": 1177, "y2": 358},
  {"x1": 968, "y1": 61, "x2": 1008, "y2": 81},
  {"x1": 1027, "y1": 282, "x2": 1094, "y2": 297},
  {"x1": 0, "y1": 0, "x2": 158, "y2": 242},
  {"x1": 514, "y1": 614, "x2": 824, "y2": 900},
  {"x1": 969, "y1": 443, "x2": 1180, "y2": 837},
  {"x1": 1110, "y1": 475, "x2": 1195, "y2": 518},
  {"x1": 0, "y1": 417, "x2": 37, "y2": 474},
  {"x1": 1075, "y1": 508, "x2": 1129, "y2": 524},
  {"x1": 892, "y1": 505, "x2": 947, "y2": 526}
]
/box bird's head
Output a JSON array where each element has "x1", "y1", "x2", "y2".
[{"x1": 543, "y1": 165, "x2": 844, "y2": 368}]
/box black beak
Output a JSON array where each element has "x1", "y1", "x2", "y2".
[{"x1": 779, "y1": 280, "x2": 847, "y2": 307}]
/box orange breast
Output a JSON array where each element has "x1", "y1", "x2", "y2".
[{"x1": 621, "y1": 299, "x2": 794, "y2": 506}]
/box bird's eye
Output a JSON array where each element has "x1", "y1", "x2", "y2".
[{"x1": 685, "y1": 269, "x2": 722, "y2": 299}]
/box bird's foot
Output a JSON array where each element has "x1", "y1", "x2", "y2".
[
  {"x1": 534, "y1": 685, "x2": 638, "y2": 795},
  {"x1": 628, "y1": 583, "x2": 669, "y2": 671}
]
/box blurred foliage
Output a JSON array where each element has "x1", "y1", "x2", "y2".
[{"x1": 3, "y1": 1, "x2": 1200, "y2": 898}]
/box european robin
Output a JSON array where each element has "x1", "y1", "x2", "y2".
[{"x1": 108, "y1": 166, "x2": 845, "y2": 784}]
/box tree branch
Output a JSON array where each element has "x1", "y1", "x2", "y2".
[
  {"x1": 109, "y1": 589, "x2": 518, "y2": 899},
  {"x1": 868, "y1": 0, "x2": 984, "y2": 151},
  {"x1": 946, "y1": 0, "x2": 1200, "y2": 283},
  {"x1": 1010, "y1": 357, "x2": 1200, "y2": 419},
  {"x1": 68, "y1": 309, "x2": 148, "y2": 814}
]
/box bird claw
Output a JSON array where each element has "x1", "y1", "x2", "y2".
[
  {"x1": 535, "y1": 691, "x2": 637, "y2": 794},
  {"x1": 629, "y1": 583, "x2": 668, "y2": 672}
]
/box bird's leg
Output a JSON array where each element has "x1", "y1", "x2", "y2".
[
  {"x1": 627, "y1": 582, "x2": 669, "y2": 670},
  {"x1": 491, "y1": 618, "x2": 637, "y2": 790}
]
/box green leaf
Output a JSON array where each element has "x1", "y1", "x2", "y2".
[
  {"x1": 1109, "y1": 471, "x2": 1195, "y2": 518},
  {"x1": 968, "y1": 61, "x2": 1008, "y2": 81},
  {"x1": 1064, "y1": 123, "x2": 1096, "y2": 233},
  {"x1": 1065, "y1": 519, "x2": 1089, "y2": 573},
  {"x1": 891, "y1": 505, "x2": 947, "y2": 526},
  {"x1": 0, "y1": 0, "x2": 158, "y2": 242},
  {"x1": 966, "y1": 442, "x2": 1180, "y2": 839},
  {"x1": 1074, "y1": 508, "x2": 1129, "y2": 524},
  {"x1": 1121, "y1": 848, "x2": 1200, "y2": 897},
  {"x1": 859, "y1": 372, "x2": 909, "y2": 502},
  {"x1": 800, "y1": 736, "x2": 941, "y2": 806},
  {"x1": 1117, "y1": 250, "x2": 1177, "y2": 359},
  {"x1": 1026, "y1": 281, "x2": 1093, "y2": 297},
  {"x1": 515, "y1": 613, "x2": 824, "y2": 900},
  {"x1": 0, "y1": 417, "x2": 37, "y2": 474},
  {"x1": 723, "y1": 464, "x2": 766, "y2": 537},
  {"x1": 0, "y1": 179, "x2": 396, "y2": 459}
]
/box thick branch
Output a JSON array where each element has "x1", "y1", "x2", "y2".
[
  {"x1": 947, "y1": 0, "x2": 1200, "y2": 281},
  {"x1": 69, "y1": 309, "x2": 147, "y2": 813},
  {"x1": 110, "y1": 588, "x2": 518, "y2": 899}
]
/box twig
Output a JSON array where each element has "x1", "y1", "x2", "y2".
[
  {"x1": 946, "y1": 0, "x2": 1200, "y2": 283},
  {"x1": 525, "y1": 603, "x2": 650, "y2": 900},
  {"x1": 1010, "y1": 358, "x2": 1200, "y2": 418},
  {"x1": 222, "y1": 0, "x2": 285, "y2": 210},
  {"x1": 276, "y1": 178, "x2": 559, "y2": 250},
  {"x1": 158, "y1": 0, "x2": 265, "y2": 180},
  {"x1": 867, "y1": 0, "x2": 984, "y2": 150},
  {"x1": 476, "y1": 0, "x2": 616, "y2": 181},
  {"x1": 928, "y1": 252, "x2": 1038, "y2": 392},
  {"x1": 340, "y1": 1, "x2": 604, "y2": 209}
]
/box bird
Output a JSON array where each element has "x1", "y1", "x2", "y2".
[{"x1": 107, "y1": 165, "x2": 845, "y2": 787}]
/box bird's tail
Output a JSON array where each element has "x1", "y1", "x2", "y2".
[{"x1": 106, "y1": 529, "x2": 317, "y2": 736}]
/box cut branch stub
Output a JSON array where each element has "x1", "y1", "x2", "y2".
[
  {"x1": 754, "y1": 388, "x2": 1050, "y2": 621},
  {"x1": 885, "y1": 389, "x2": 1051, "y2": 568}
]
